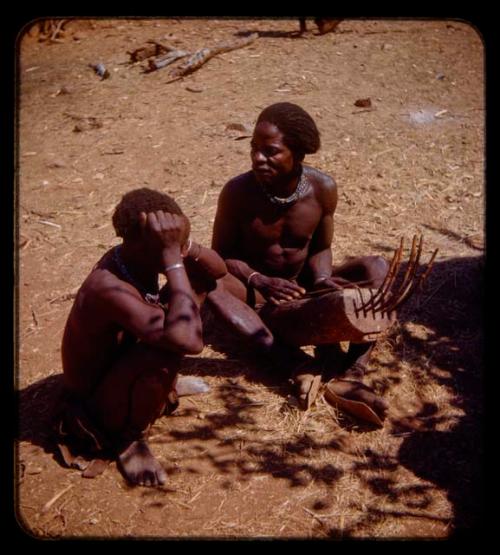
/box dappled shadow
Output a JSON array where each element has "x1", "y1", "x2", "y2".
[
  {"x1": 190, "y1": 252, "x2": 484, "y2": 536},
  {"x1": 17, "y1": 254, "x2": 484, "y2": 534},
  {"x1": 17, "y1": 374, "x2": 65, "y2": 462},
  {"x1": 365, "y1": 253, "x2": 483, "y2": 536},
  {"x1": 395, "y1": 254, "x2": 483, "y2": 534},
  {"x1": 149, "y1": 362, "x2": 347, "y2": 490}
]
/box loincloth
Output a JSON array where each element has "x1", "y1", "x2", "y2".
[{"x1": 51, "y1": 389, "x2": 114, "y2": 478}]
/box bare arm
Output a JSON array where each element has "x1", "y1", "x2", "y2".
[
  {"x1": 183, "y1": 240, "x2": 227, "y2": 280},
  {"x1": 100, "y1": 212, "x2": 203, "y2": 354},
  {"x1": 212, "y1": 179, "x2": 305, "y2": 304},
  {"x1": 306, "y1": 176, "x2": 342, "y2": 289},
  {"x1": 212, "y1": 180, "x2": 260, "y2": 282}
]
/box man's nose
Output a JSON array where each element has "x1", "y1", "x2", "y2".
[{"x1": 252, "y1": 150, "x2": 266, "y2": 163}]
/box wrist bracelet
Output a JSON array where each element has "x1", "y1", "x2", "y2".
[
  {"x1": 164, "y1": 262, "x2": 184, "y2": 273},
  {"x1": 247, "y1": 271, "x2": 260, "y2": 286}
]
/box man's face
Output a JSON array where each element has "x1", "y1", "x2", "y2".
[{"x1": 251, "y1": 121, "x2": 295, "y2": 185}]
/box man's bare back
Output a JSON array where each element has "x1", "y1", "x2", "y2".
[{"x1": 57, "y1": 188, "x2": 226, "y2": 486}]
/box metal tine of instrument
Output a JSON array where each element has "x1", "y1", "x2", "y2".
[
  {"x1": 381, "y1": 247, "x2": 439, "y2": 312},
  {"x1": 379, "y1": 236, "x2": 429, "y2": 314},
  {"x1": 354, "y1": 237, "x2": 404, "y2": 313},
  {"x1": 417, "y1": 248, "x2": 439, "y2": 291}
]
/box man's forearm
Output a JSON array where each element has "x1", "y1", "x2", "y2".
[
  {"x1": 185, "y1": 241, "x2": 227, "y2": 280},
  {"x1": 308, "y1": 249, "x2": 333, "y2": 284},
  {"x1": 225, "y1": 258, "x2": 262, "y2": 286}
]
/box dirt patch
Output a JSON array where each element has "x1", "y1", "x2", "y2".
[{"x1": 17, "y1": 18, "x2": 484, "y2": 539}]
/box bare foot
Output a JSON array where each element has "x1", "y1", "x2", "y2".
[
  {"x1": 117, "y1": 439, "x2": 167, "y2": 487},
  {"x1": 292, "y1": 373, "x2": 322, "y2": 410},
  {"x1": 290, "y1": 359, "x2": 323, "y2": 410},
  {"x1": 315, "y1": 19, "x2": 342, "y2": 35},
  {"x1": 329, "y1": 380, "x2": 388, "y2": 417}
]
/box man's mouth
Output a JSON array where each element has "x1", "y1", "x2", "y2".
[{"x1": 254, "y1": 167, "x2": 273, "y2": 177}]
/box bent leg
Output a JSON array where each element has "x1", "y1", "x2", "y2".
[
  {"x1": 207, "y1": 275, "x2": 274, "y2": 353},
  {"x1": 87, "y1": 343, "x2": 181, "y2": 486},
  {"x1": 332, "y1": 255, "x2": 389, "y2": 289},
  {"x1": 323, "y1": 254, "x2": 389, "y2": 369},
  {"x1": 207, "y1": 275, "x2": 313, "y2": 378}
]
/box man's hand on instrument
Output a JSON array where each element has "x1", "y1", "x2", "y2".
[
  {"x1": 312, "y1": 275, "x2": 354, "y2": 292},
  {"x1": 249, "y1": 273, "x2": 306, "y2": 305}
]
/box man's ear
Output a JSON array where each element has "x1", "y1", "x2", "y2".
[{"x1": 294, "y1": 151, "x2": 305, "y2": 164}]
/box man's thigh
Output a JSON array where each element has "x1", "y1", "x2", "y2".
[
  {"x1": 87, "y1": 343, "x2": 181, "y2": 433},
  {"x1": 332, "y1": 255, "x2": 388, "y2": 287}
]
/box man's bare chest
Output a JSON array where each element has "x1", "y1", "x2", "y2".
[{"x1": 241, "y1": 202, "x2": 321, "y2": 247}]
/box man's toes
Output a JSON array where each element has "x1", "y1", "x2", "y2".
[
  {"x1": 156, "y1": 468, "x2": 167, "y2": 485},
  {"x1": 374, "y1": 397, "x2": 389, "y2": 415}
]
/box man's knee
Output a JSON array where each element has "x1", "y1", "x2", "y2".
[
  {"x1": 365, "y1": 255, "x2": 389, "y2": 284},
  {"x1": 368, "y1": 254, "x2": 389, "y2": 272},
  {"x1": 252, "y1": 328, "x2": 275, "y2": 352},
  {"x1": 129, "y1": 343, "x2": 181, "y2": 374}
]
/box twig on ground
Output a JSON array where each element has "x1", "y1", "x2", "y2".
[
  {"x1": 166, "y1": 33, "x2": 258, "y2": 83},
  {"x1": 42, "y1": 484, "x2": 74, "y2": 514}
]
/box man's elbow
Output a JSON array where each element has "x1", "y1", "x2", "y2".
[
  {"x1": 182, "y1": 335, "x2": 204, "y2": 355},
  {"x1": 172, "y1": 328, "x2": 204, "y2": 355},
  {"x1": 213, "y1": 262, "x2": 228, "y2": 280}
]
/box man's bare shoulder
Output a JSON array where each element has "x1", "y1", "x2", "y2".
[
  {"x1": 304, "y1": 165, "x2": 337, "y2": 193},
  {"x1": 79, "y1": 262, "x2": 137, "y2": 308},
  {"x1": 223, "y1": 171, "x2": 254, "y2": 193},
  {"x1": 219, "y1": 171, "x2": 255, "y2": 207},
  {"x1": 303, "y1": 166, "x2": 337, "y2": 209}
]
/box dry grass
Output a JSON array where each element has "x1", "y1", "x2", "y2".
[{"x1": 17, "y1": 18, "x2": 483, "y2": 539}]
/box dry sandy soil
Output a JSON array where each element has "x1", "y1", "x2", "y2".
[{"x1": 16, "y1": 17, "x2": 484, "y2": 539}]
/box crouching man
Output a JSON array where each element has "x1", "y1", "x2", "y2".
[{"x1": 56, "y1": 188, "x2": 226, "y2": 486}]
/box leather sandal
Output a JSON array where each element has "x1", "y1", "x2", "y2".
[{"x1": 323, "y1": 379, "x2": 388, "y2": 427}]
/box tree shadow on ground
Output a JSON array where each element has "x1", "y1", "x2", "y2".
[
  {"x1": 330, "y1": 251, "x2": 484, "y2": 538},
  {"x1": 393, "y1": 254, "x2": 484, "y2": 537},
  {"x1": 16, "y1": 374, "x2": 65, "y2": 462},
  {"x1": 16, "y1": 253, "x2": 484, "y2": 537},
  {"x1": 193, "y1": 251, "x2": 484, "y2": 537}
]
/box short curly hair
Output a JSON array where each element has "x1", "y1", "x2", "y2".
[
  {"x1": 112, "y1": 187, "x2": 188, "y2": 240},
  {"x1": 256, "y1": 102, "x2": 320, "y2": 160}
]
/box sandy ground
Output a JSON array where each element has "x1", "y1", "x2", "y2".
[{"x1": 16, "y1": 18, "x2": 484, "y2": 539}]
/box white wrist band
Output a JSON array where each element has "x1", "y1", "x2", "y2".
[
  {"x1": 247, "y1": 271, "x2": 260, "y2": 286},
  {"x1": 164, "y1": 262, "x2": 184, "y2": 273}
]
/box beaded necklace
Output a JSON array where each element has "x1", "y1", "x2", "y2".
[
  {"x1": 260, "y1": 171, "x2": 309, "y2": 206},
  {"x1": 112, "y1": 245, "x2": 160, "y2": 304}
]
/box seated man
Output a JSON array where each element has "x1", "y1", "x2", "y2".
[
  {"x1": 56, "y1": 188, "x2": 226, "y2": 486},
  {"x1": 207, "y1": 102, "x2": 391, "y2": 418}
]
